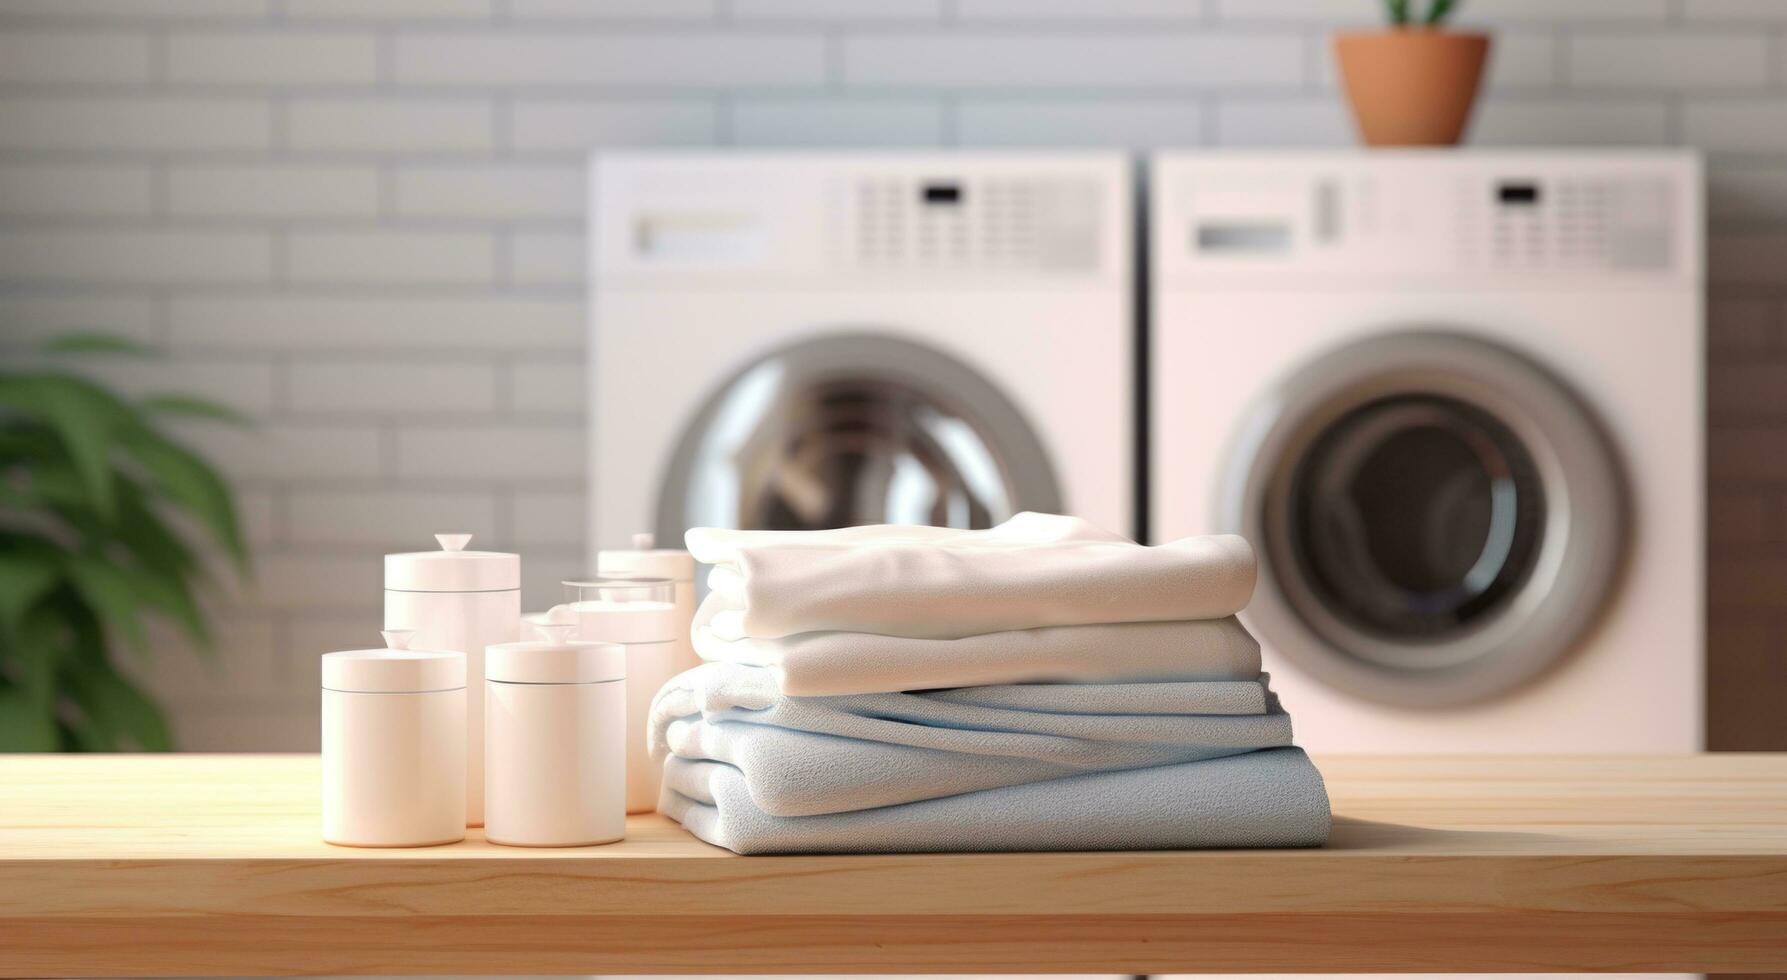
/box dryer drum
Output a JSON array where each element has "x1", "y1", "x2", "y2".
[
  {"x1": 1219, "y1": 331, "x2": 1629, "y2": 708},
  {"x1": 655, "y1": 332, "x2": 1064, "y2": 541}
]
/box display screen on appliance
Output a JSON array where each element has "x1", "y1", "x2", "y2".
[
  {"x1": 922, "y1": 182, "x2": 963, "y2": 205},
  {"x1": 1195, "y1": 221, "x2": 1292, "y2": 254},
  {"x1": 1497, "y1": 181, "x2": 1541, "y2": 206}
]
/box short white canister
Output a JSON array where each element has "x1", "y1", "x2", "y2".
[
  {"x1": 558, "y1": 578, "x2": 679, "y2": 813},
  {"x1": 385, "y1": 533, "x2": 519, "y2": 828},
  {"x1": 484, "y1": 623, "x2": 627, "y2": 847},
  {"x1": 322, "y1": 630, "x2": 465, "y2": 848},
  {"x1": 597, "y1": 532, "x2": 698, "y2": 673}
]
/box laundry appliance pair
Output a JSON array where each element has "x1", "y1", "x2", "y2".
[{"x1": 588, "y1": 150, "x2": 1702, "y2": 755}]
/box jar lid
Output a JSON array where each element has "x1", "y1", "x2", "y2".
[
  {"x1": 561, "y1": 577, "x2": 679, "y2": 643},
  {"x1": 385, "y1": 533, "x2": 519, "y2": 593},
  {"x1": 567, "y1": 602, "x2": 678, "y2": 643},
  {"x1": 597, "y1": 532, "x2": 695, "y2": 582},
  {"x1": 487, "y1": 623, "x2": 626, "y2": 684},
  {"x1": 521, "y1": 607, "x2": 573, "y2": 632},
  {"x1": 322, "y1": 629, "x2": 465, "y2": 693}
]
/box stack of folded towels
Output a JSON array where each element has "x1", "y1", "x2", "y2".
[{"x1": 649, "y1": 512, "x2": 1331, "y2": 854}]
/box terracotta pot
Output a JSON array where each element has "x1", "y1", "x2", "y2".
[{"x1": 1334, "y1": 28, "x2": 1490, "y2": 146}]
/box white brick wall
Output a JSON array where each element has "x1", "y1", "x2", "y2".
[
  {"x1": 286, "y1": 229, "x2": 498, "y2": 285},
  {"x1": 841, "y1": 34, "x2": 1304, "y2": 87},
  {"x1": 287, "y1": 489, "x2": 502, "y2": 547},
  {"x1": 1568, "y1": 33, "x2": 1768, "y2": 88},
  {"x1": 0, "y1": 97, "x2": 272, "y2": 150},
  {"x1": 957, "y1": 99, "x2": 1206, "y2": 147},
  {"x1": 508, "y1": 99, "x2": 718, "y2": 151},
  {"x1": 392, "y1": 164, "x2": 584, "y2": 219},
  {"x1": 732, "y1": 99, "x2": 946, "y2": 146},
  {"x1": 165, "y1": 295, "x2": 582, "y2": 350},
  {"x1": 509, "y1": 360, "x2": 586, "y2": 415},
  {"x1": 167, "y1": 32, "x2": 380, "y2": 86},
  {"x1": 1, "y1": 0, "x2": 1783, "y2": 752},
  {"x1": 0, "y1": 228, "x2": 274, "y2": 283},
  {"x1": 287, "y1": 359, "x2": 502, "y2": 416},
  {"x1": 0, "y1": 31, "x2": 151, "y2": 83},
  {"x1": 0, "y1": 163, "x2": 153, "y2": 216},
  {"x1": 392, "y1": 32, "x2": 827, "y2": 86},
  {"x1": 285, "y1": 97, "x2": 495, "y2": 152},
  {"x1": 173, "y1": 423, "x2": 384, "y2": 482},
  {"x1": 508, "y1": 229, "x2": 584, "y2": 285},
  {"x1": 167, "y1": 164, "x2": 381, "y2": 219},
  {"x1": 394, "y1": 423, "x2": 583, "y2": 480}
]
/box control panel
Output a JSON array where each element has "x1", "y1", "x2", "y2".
[
  {"x1": 593, "y1": 153, "x2": 1125, "y2": 285},
  {"x1": 1458, "y1": 174, "x2": 1674, "y2": 271},
  {"x1": 848, "y1": 175, "x2": 1103, "y2": 272},
  {"x1": 1158, "y1": 152, "x2": 1700, "y2": 286}
]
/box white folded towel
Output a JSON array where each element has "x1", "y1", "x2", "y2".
[
  {"x1": 692, "y1": 601, "x2": 1261, "y2": 695},
  {"x1": 685, "y1": 510, "x2": 1111, "y2": 559},
  {"x1": 649, "y1": 662, "x2": 1293, "y2": 816},
  {"x1": 660, "y1": 748, "x2": 1332, "y2": 854},
  {"x1": 688, "y1": 512, "x2": 1256, "y2": 640}
]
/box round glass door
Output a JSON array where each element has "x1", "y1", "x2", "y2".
[
  {"x1": 1291, "y1": 394, "x2": 1547, "y2": 647},
  {"x1": 656, "y1": 333, "x2": 1062, "y2": 540},
  {"x1": 1220, "y1": 332, "x2": 1627, "y2": 706}
]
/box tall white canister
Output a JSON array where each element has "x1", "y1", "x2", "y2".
[
  {"x1": 322, "y1": 630, "x2": 465, "y2": 848},
  {"x1": 485, "y1": 623, "x2": 627, "y2": 847},
  {"x1": 559, "y1": 577, "x2": 678, "y2": 813},
  {"x1": 385, "y1": 533, "x2": 519, "y2": 827},
  {"x1": 597, "y1": 533, "x2": 698, "y2": 673}
]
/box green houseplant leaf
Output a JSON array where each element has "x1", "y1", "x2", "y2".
[
  {"x1": 3, "y1": 563, "x2": 68, "y2": 705},
  {"x1": 39, "y1": 333, "x2": 159, "y2": 356},
  {"x1": 0, "y1": 547, "x2": 59, "y2": 637},
  {"x1": 122, "y1": 423, "x2": 250, "y2": 574},
  {"x1": 64, "y1": 662, "x2": 173, "y2": 752},
  {"x1": 139, "y1": 394, "x2": 254, "y2": 429},
  {"x1": 0, "y1": 374, "x2": 135, "y2": 520},
  {"x1": 0, "y1": 690, "x2": 60, "y2": 752},
  {"x1": 1383, "y1": 0, "x2": 1459, "y2": 26},
  {"x1": 0, "y1": 333, "x2": 253, "y2": 752},
  {"x1": 65, "y1": 556, "x2": 148, "y2": 653}
]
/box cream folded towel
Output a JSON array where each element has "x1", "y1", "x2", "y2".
[
  {"x1": 688, "y1": 512, "x2": 1256, "y2": 640},
  {"x1": 692, "y1": 600, "x2": 1261, "y2": 695}
]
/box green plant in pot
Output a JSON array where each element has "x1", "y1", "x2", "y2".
[
  {"x1": 0, "y1": 335, "x2": 251, "y2": 751},
  {"x1": 1335, "y1": 0, "x2": 1489, "y2": 146}
]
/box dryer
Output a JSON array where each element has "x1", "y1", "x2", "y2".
[
  {"x1": 590, "y1": 152, "x2": 1133, "y2": 564},
  {"x1": 1150, "y1": 151, "x2": 1703, "y2": 752}
]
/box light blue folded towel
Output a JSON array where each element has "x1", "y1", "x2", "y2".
[
  {"x1": 650, "y1": 661, "x2": 1297, "y2": 816},
  {"x1": 660, "y1": 747, "x2": 1331, "y2": 854}
]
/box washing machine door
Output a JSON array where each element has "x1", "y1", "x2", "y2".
[
  {"x1": 656, "y1": 332, "x2": 1063, "y2": 540},
  {"x1": 1219, "y1": 331, "x2": 1628, "y2": 707}
]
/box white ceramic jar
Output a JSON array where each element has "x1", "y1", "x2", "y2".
[
  {"x1": 597, "y1": 532, "x2": 698, "y2": 673},
  {"x1": 484, "y1": 623, "x2": 627, "y2": 847},
  {"x1": 558, "y1": 577, "x2": 679, "y2": 813},
  {"x1": 322, "y1": 630, "x2": 465, "y2": 848},
  {"x1": 385, "y1": 533, "x2": 519, "y2": 828}
]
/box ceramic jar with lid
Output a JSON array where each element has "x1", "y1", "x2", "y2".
[
  {"x1": 385, "y1": 533, "x2": 519, "y2": 827},
  {"x1": 557, "y1": 577, "x2": 679, "y2": 813},
  {"x1": 321, "y1": 630, "x2": 465, "y2": 848},
  {"x1": 484, "y1": 623, "x2": 627, "y2": 847},
  {"x1": 597, "y1": 532, "x2": 698, "y2": 673}
]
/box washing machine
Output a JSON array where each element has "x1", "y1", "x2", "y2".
[
  {"x1": 590, "y1": 152, "x2": 1133, "y2": 564},
  {"x1": 1150, "y1": 150, "x2": 1703, "y2": 753}
]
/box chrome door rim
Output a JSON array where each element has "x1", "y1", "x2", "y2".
[
  {"x1": 1217, "y1": 331, "x2": 1629, "y2": 708},
  {"x1": 655, "y1": 331, "x2": 1064, "y2": 542}
]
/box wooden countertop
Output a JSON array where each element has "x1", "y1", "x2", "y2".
[{"x1": 1, "y1": 753, "x2": 1784, "y2": 976}]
